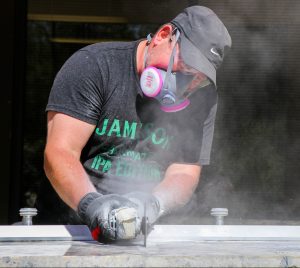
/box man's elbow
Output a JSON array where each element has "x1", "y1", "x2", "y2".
[
  {"x1": 43, "y1": 145, "x2": 63, "y2": 180},
  {"x1": 43, "y1": 146, "x2": 55, "y2": 180}
]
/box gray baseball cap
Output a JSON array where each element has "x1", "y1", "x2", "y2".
[{"x1": 171, "y1": 6, "x2": 232, "y2": 87}]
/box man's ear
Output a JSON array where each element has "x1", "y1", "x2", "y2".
[{"x1": 152, "y1": 24, "x2": 173, "y2": 46}]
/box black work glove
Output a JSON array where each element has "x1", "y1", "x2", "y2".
[
  {"x1": 77, "y1": 192, "x2": 139, "y2": 242},
  {"x1": 123, "y1": 192, "x2": 161, "y2": 227}
]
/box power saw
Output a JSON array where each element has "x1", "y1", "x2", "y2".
[{"x1": 108, "y1": 204, "x2": 152, "y2": 246}]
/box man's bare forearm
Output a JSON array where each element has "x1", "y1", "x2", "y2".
[
  {"x1": 152, "y1": 163, "x2": 201, "y2": 214},
  {"x1": 44, "y1": 146, "x2": 97, "y2": 210}
]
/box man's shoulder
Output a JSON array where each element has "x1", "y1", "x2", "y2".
[{"x1": 80, "y1": 40, "x2": 140, "y2": 56}]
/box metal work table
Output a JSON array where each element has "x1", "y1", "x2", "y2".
[{"x1": 1, "y1": 225, "x2": 300, "y2": 267}]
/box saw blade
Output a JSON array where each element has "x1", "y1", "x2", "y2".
[{"x1": 144, "y1": 202, "x2": 147, "y2": 247}]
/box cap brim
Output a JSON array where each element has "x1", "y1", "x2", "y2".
[{"x1": 179, "y1": 37, "x2": 216, "y2": 87}]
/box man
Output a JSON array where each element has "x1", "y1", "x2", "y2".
[{"x1": 36, "y1": 6, "x2": 231, "y2": 241}]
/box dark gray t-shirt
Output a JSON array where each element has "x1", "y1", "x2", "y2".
[{"x1": 38, "y1": 41, "x2": 217, "y2": 223}]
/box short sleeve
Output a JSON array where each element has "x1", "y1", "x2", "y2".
[
  {"x1": 46, "y1": 49, "x2": 104, "y2": 125},
  {"x1": 199, "y1": 102, "x2": 217, "y2": 165}
]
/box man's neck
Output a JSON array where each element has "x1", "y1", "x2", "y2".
[{"x1": 136, "y1": 40, "x2": 148, "y2": 75}]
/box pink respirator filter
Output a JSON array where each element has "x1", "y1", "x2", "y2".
[{"x1": 140, "y1": 67, "x2": 163, "y2": 97}]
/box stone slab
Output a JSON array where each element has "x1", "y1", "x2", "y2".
[
  {"x1": 148, "y1": 225, "x2": 300, "y2": 241},
  {"x1": 0, "y1": 225, "x2": 92, "y2": 241},
  {"x1": 1, "y1": 239, "x2": 300, "y2": 267},
  {"x1": 1, "y1": 225, "x2": 300, "y2": 267},
  {"x1": 2, "y1": 225, "x2": 300, "y2": 242}
]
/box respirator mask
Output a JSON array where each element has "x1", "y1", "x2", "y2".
[{"x1": 140, "y1": 29, "x2": 211, "y2": 112}]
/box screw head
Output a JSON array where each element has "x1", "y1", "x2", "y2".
[
  {"x1": 19, "y1": 208, "x2": 38, "y2": 217},
  {"x1": 210, "y1": 208, "x2": 228, "y2": 217}
]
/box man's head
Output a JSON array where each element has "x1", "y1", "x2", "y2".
[
  {"x1": 171, "y1": 5, "x2": 232, "y2": 87},
  {"x1": 140, "y1": 6, "x2": 231, "y2": 112}
]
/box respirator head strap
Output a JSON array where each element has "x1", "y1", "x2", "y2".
[{"x1": 163, "y1": 29, "x2": 180, "y2": 91}]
